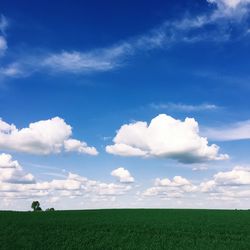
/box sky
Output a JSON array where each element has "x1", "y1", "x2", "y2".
[{"x1": 1, "y1": 0, "x2": 250, "y2": 210}]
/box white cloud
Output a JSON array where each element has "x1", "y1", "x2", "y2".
[
  {"x1": 203, "y1": 120, "x2": 250, "y2": 141},
  {"x1": 200, "y1": 166, "x2": 250, "y2": 200},
  {"x1": 106, "y1": 114, "x2": 229, "y2": 163},
  {"x1": 214, "y1": 166, "x2": 250, "y2": 185},
  {"x1": 0, "y1": 117, "x2": 98, "y2": 155},
  {"x1": 0, "y1": 162, "x2": 133, "y2": 201},
  {"x1": 155, "y1": 176, "x2": 192, "y2": 187},
  {"x1": 0, "y1": 153, "x2": 19, "y2": 168},
  {"x1": 141, "y1": 166, "x2": 250, "y2": 203},
  {"x1": 142, "y1": 176, "x2": 196, "y2": 198},
  {"x1": 107, "y1": 143, "x2": 147, "y2": 157},
  {"x1": 111, "y1": 167, "x2": 134, "y2": 183},
  {"x1": 64, "y1": 139, "x2": 98, "y2": 156},
  {"x1": 0, "y1": 153, "x2": 35, "y2": 184},
  {"x1": 2, "y1": 156, "x2": 250, "y2": 209}
]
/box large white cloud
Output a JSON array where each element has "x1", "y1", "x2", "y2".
[
  {"x1": 0, "y1": 117, "x2": 98, "y2": 155},
  {"x1": 106, "y1": 114, "x2": 228, "y2": 163},
  {"x1": 111, "y1": 167, "x2": 134, "y2": 183},
  {"x1": 0, "y1": 153, "x2": 35, "y2": 184}
]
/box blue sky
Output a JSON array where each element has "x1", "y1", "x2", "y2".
[{"x1": 1, "y1": 0, "x2": 250, "y2": 210}]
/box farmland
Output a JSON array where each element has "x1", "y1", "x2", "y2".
[{"x1": 0, "y1": 209, "x2": 250, "y2": 250}]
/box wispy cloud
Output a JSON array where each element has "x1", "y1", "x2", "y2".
[
  {"x1": 0, "y1": 63, "x2": 27, "y2": 78},
  {"x1": 0, "y1": 14, "x2": 8, "y2": 35},
  {"x1": 1, "y1": 0, "x2": 250, "y2": 78},
  {"x1": 0, "y1": 15, "x2": 8, "y2": 56},
  {"x1": 42, "y1": 43, "x2": 133, "y2": 73},
  {"x1": 150, "y1": 103, "x2": 219, "y2": 112},
  {"x1": 203, "y1": 119, "x2": 250, "y2": 141}
]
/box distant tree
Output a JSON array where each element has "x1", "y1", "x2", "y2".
[
  {"x1": 45, "y1": 208, "x2": 55, "y2": 212},
  {"x1": 31, "y1": 201, "x2": 42, "y2": 211}
]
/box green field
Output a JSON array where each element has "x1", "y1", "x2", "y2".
[{"x1": 0, "y1": 209, "x2": 250, "y2": 250}]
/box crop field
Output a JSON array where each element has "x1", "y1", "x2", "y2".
[{"x1": 0, "y1": 209, "x2": 250, "y2": 250}]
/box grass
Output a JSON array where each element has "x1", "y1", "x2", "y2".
[{"x1": 0, "y1": 209, "x2": 250, "y2": 250}]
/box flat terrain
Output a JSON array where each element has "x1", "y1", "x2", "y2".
[{"x1": 0, "y1": 209, "x2": 250, "y2": 250}]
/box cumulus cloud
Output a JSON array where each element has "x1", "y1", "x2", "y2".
[
  {"x1": 111, "y1": 167, "x2": 134, "y2": 183},
  {"x1": 0, "y1": 159, "x2": 133, "y2": 201},
  {"x1": 64, "y1": 139, "x2": 98, "y2": 156},
  {"x1": 142, "y1": 176, "x2": 197, "y2": 198},
  {"x1": 201, "y1": 166, "x2": 250, "y2": 189},
  {"x1": 203, "y1": 120, "x2": 250, "y2": 141},
  {"x1": 106, "y1": 114, "x2": 229, "y2": 163},
  {"x1": 141, "y1": 166, "x2": 250, "y2": 202},
  {"x1": 0, "y1": 153, "x2": 35, "y2": 184},
  {"x1": 200, "y1": 166, "x2": 250, "y2": 200},
  {"x1": 0, "y1": 117, "x2": 98, "y2": 155}
]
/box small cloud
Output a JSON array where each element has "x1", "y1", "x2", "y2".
[
  {"x1": 192, "y1": 166, "x2": 208, "y2": 171},
  {"x1": 0, "y1": 63, "x2": 26, "y2": 78},
  {"x1": 111, "y1": 167, "x2": 135, "y2": 183},
  {"x1": 142, "y1": 175, "x2": 196, "y2": 198},
  {"x1": 0, "y1": 153, "x2": 35, "y2": 184},
  {"x1": 64, "y1": 139, "x2": 98, "y2": 156}
]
